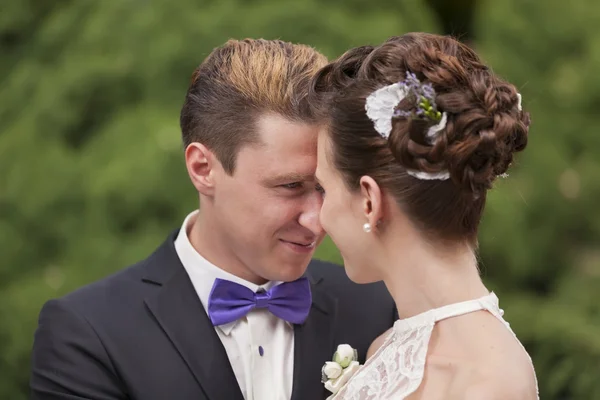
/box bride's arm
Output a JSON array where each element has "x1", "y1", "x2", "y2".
[{"x1": 366, "y1": 327, "x2": 393, "y2": 359}]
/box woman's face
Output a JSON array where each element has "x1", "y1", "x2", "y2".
[{"x1": 315, "y1": 129, "x2": 383, "y2": 283}]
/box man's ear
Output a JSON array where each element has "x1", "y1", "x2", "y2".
[
  {"x1": 185, "y1": 143, "x2": 218, "y2": 196},
  {"x1": 359, "y1": 175, "x2": 384, "y2": 232}
]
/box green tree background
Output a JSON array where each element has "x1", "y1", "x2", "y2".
[{"x1": 1, "y1": 0, "x2": 599, "y2": 399}]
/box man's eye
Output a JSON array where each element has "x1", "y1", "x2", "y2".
[{"x1": 281, "y1": 182, "x2": 303, "y2": 189}]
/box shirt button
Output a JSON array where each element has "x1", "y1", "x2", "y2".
[{"x1": 258, "y1": 346, "x2": 264, "y2": 357}]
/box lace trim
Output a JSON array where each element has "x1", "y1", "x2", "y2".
[
  {"x1": 330, "y1": 293, "x2": 538, "y2": 400},
  {"x1": 393, "y1": 292, "x2": 498, "y2": 333}
]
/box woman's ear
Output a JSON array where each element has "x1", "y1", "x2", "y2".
[{"x1": 359, "y1": 175, "x2": 384, "y2": 231}]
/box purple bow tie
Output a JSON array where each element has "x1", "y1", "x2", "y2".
[{"x1": 207, "y1": 277, "x2": 312, "y2": 326}]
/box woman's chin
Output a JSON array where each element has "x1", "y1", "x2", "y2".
[{"x1": 342, "y1": 259, "x2": 380, "y2": 284}]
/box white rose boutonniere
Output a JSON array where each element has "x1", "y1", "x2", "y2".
[
  {"x1": 321, "y1": 344, "x2": 361, "y2": 397},
  {"x1": 322, "y1": 361, "x2": 343, "y2": 380}
]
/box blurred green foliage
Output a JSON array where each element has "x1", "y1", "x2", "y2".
[{"x1": 1, "y1": 0, "x2": 598, "y2": 399}]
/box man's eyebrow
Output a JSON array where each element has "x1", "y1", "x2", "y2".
[{"x1": 263, "y1": 173, "x2": 315, "y2": 185}]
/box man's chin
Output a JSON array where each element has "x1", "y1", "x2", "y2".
[{"x1": 273, "y1": 258, "x2": 313, "y2": 282}]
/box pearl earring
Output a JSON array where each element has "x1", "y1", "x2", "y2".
[{"x1": 363, "y1": 223, "x2": 372, "y2": 233}]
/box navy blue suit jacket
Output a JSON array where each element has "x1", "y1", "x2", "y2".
[{"x1": 30, "y1": 231, "x2": 396, "y2": 399}]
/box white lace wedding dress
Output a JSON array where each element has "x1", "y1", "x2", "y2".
[{"x1": 330, "y1": 292, "x2": 538, "y2": 400}]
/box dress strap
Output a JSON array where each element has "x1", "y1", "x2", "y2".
[
  {"x1": 432, "y1": 292, "x2": 498, "y2": 323},
  {"x1": 392, "y1": 292, "x2": 500, "y2": 333}
]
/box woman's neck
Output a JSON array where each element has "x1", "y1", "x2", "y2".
[{"x1": 379, "y1": 233, "x2": 489, "y2": 319}]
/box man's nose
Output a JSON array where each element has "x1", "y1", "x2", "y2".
[{"x1": 298, "y1": 190, "x2": 324, "y2": 236}]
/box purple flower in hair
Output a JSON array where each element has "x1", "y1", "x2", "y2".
[
  {"x1": 392, "y1": 72, "x2": 442, "y2": 122},
  {"x1": 421, "y1": 83, "x2": 436, "y2": 103},
  {"x1": 404, "y1": 72, "x2": 421, "y2": 89},
  {"x1": 394, "y1": 110, "x2": 412, "y2": 118}
]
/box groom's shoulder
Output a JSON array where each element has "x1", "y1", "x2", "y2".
[
  {"x1": 60, "y1": 257, "x2": 151, "y2": 304},
  {"x1": 47, "y1": 264, "x2": 146, "y2": 323},
  {"x1": 307, "y1": 258, "x2": 391, "y2": 301},
  {"x1": 307, "y1": 259, "x2": 397, "y2": 329},
  {"x1": 307, "y1": 258, "x2": 344, "y2": 279},
  {"x1": 46, "y1": 232, "x2": 178, "y2": 313}
]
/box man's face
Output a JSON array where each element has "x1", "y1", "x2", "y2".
[{"x1": 211, "y1": 113, "x2": 325, "y2": 284}]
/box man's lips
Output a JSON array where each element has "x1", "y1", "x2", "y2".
[{"x1": 279, "y1": 239, "x2": 317, "y2": 248}]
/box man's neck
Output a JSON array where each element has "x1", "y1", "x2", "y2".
[{"x1": 187, "y1": 210, "x2": 268, "y2": 285}]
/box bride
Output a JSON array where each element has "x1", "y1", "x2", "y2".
[{"x1": 310, "y1": 33, "x2": 539, "y2": 400}]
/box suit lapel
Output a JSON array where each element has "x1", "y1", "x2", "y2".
[
  {"x1": 291, "y1": 277, "x2": 338, "y2": 400},
  {"x1": 143, "y1": 234, "x2": 244, "y2": 400}
]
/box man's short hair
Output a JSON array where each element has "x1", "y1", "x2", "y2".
[{"x1": 180, "y1": 39, "x2": 328, "y2": 173}]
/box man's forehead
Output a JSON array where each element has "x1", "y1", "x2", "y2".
[
  {"x1": 256, "y1": 113, "x2": 318, "y2": 146},
  {"x1": 231, "y1": 113, "x2": 318, "y2": 178},
  {"x1": 233, "y1": 138, "x2": 316, "y2": 181}
]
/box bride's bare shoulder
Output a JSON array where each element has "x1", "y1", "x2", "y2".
[
  {"x1": 460, "y1": 348, "x2": 537, "y2": 400},
  {"x1": 366, "y1": 327, "x2": 393, "y2": 359},
  {"x1": 463, "y1": 378, "x2": 537, "y2": 400}
]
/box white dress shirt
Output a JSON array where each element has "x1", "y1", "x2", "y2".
[{"x1": 174, "y1": 210, "x2": 294, "y2": 400}]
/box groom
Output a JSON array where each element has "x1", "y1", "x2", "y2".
[{"x1": 30, "y1": 39, "x2": 397, "y2": 400}]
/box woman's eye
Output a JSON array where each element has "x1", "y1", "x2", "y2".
[{"x1": 316, "y1": 184, "x2": 325, "y2": 195}]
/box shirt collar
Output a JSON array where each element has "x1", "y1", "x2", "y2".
[{"x1": 174, "y1": 210, "x2": 279, "y2": 335}]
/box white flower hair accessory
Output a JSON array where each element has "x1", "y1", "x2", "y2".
[
  {"x1": 365, "y1": 72, "x2": 450, "y2": 181},
  {"x1": 364, "y1": 82, "x2": 409, "y2": 140},
  {"x1": 365, "y1": 72, "x2": 447, "y2": 141},
  {"x1": 365, "y1": 72, "x2": 525, "y2": 182},
  {"x1": 321, "y1": 344, "x2": 361, "y2": 397}
]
